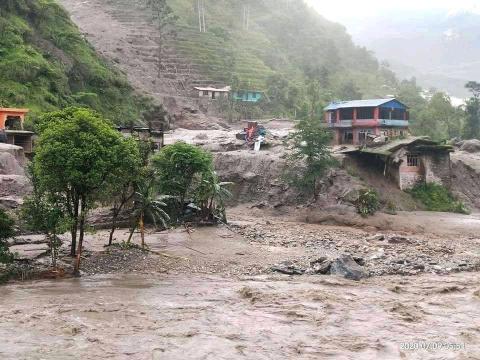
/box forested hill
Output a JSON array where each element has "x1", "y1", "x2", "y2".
[
  {"x1": 0, "y1": 0, "x2": 150, "y2": 125},
  {"x1": 165, "y1": 0, "x2": 398, "y2": 100}
]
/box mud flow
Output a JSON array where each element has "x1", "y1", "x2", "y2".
[{"x1": 1, "y1": 272, "x2": 479, "y2": 359}]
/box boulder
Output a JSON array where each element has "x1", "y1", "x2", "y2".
[
  {"x1": 330, "y1": 255, "x2": 367, "y2": 281},
  {"x1": 460, "y1": 139, "x2": 480, "y2": 153}
]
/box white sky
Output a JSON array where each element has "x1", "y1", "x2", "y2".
[{"x1": 305, "y1": 0, "x2": 480, "y2": 22}]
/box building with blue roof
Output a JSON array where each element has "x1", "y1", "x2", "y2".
[{"x1": 324, "y1": 98, "x2": 410, "y2": 145}]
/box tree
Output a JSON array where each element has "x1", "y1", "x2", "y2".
[
  {"x1": 32, "y1": 107, "x2": 135, "y2": 275},
  {"x1": 151, "y1": 142, "x2": 213, "y2": 213},
  {"x1": 126, "y1": 181, "x2": 170, "y2": 248},
  {"x1": 0, "y1": 209, "x2": 14, "y2": 264},
  {"x1": 414, "y1": 92, "x2": 460, "y2": 140},
  {"x1": 100, "y1": 137, "x2": 142, "y2": 247},
  {"x1": 284, "y1": 117, "x2": 335, "y2": 200},
  {"x1": 195, "y1": 170, "x2": 233, "y2": 223},
  {"x1": 464, "y1": 82, "x2": 480, "y2": 139},
  {"x1": 145, "y1": 0, "x2": 178, "y2": 77},
  {"x1": 22, "y1": 190, "x2": 66, "y2": 270}
]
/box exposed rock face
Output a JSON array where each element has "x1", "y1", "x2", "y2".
[
  {"x1": 0, "y1": 143, "x2": 30, "y2": 209},
  {"x1": 0, "y1": 143, "x2": 25, "y2": 175},
  {"x1": 460, "y1": 139, "x2": 480, "y2": 153}
]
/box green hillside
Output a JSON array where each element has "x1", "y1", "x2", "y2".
[
  {"x1": 0, "y1": 0, "x2": 150, "y2": 125},
  {"x1": 165, "y1": 0, "x2": 398, "y2": 114}
]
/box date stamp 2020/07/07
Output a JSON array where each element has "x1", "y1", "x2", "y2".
[{"x1": 400, "y1": 341, "x2": 466, "y2": 351}]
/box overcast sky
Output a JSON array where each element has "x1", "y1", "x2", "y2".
[{"x1": 305, "y1": 0, "x2": 480, "y2": 23}]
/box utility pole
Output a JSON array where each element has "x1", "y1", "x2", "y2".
[
  {"x1": 243, "y1": 4, "x2": 250, "y2": 31},
  {"x1": 197, "y1": 0, "x2": 206, "y2": 33}
]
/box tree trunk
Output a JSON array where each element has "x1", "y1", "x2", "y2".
[
  {"x1": 70, "y1": 195, "x2": 79, "y2": 257},
  {"x1": 74, "y1": 196, "x2": 86, "y2": 276},
  {"x1": 127, "y1": 221, "x2": 137, "y2": 244},
  {"x1": 108, "y1": 205, "x2": 119, "y2": 246},
  {"x1": 140, "y1": 213, "x2": 145, "y2": 248}
]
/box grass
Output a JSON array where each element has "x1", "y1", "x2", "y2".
[
  {"x1": 408, "y1": 183, "x2": 470, "y2": 214},
  {"x1": 0, "y1": 1, "x2": 151, "y2": 125}
]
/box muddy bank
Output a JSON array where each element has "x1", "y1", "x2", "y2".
[{"x1": 1, "y1": 272, "x2": 478, "y2": 359}]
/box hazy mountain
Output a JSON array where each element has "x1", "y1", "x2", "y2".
[{"x1": 347, "y1": 9, "x2": 480, "y2": 98}]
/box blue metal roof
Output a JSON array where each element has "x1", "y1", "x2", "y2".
[{"x1": 324, "y1": 98, "x2": 406, "y2": 111}]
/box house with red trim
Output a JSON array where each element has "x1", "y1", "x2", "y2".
[{"x1": 324, "y1": 98, "x2": 409, "y2": 145}]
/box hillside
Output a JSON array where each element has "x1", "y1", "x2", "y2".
[
  {"x1": 59, "y1": 0, "x2": 398, "y2": 118},
  {"x1": 0, "y1": 0, "x2": 151, "y2": 125}
]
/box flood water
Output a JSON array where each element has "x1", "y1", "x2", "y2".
[{"x1": 1, "y1": 273, "x2": 479, "y2": 359}]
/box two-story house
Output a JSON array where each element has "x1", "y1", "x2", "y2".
[{"x1": 324, "y1": 98, "x2": 410, "y2": 145}]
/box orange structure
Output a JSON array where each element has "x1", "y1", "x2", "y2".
[
  {"x1": 0, "y1": 108, "x2": 29, "y2": 130},
  {"x1": 0, "y1": 108, "x2": 34, "y2": 154}
]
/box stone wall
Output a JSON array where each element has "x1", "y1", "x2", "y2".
[{"x1": 424, "y1": 151, "x2": 452, "y2": 188}]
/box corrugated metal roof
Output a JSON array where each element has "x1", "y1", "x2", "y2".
[
  {"x1": 324, "y1": 98, "x2": 400, "y2": 111},
  {"x1": 359, "y1": 136, "x2": 439, "y2": 156},
  {"x1": 194, "y1": 86, "x2": 231, "y2": 92}
]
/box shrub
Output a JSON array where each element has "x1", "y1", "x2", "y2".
[
  {"x1": 355, "y1": 189, "x2": 380, "y2": 217},
  {"x1": 409, "y1": 183, "x2": 469, "y2": 214},
  {"x1": 0, "y1": 209, "x2": 14, "y2": 264}
]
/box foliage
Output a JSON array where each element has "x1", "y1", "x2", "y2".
[
  {"x1": 127, "y1": 181, "x2": 170, "y2": 248},
  {"x1": 464, "y1": 82, "x2": 480, "y2": 139},
  {"x1": 32, "y1": 107, "x2": 137, "y2": 273},
  {"x1": 166, "y1": 0, "x2": 402, "y2": 119},
  {"x1": 284, "y1": 117, "x2": 335, "y2": 199},
  {"x1": 151, "y1": 142, "x2": 213, "y2": 205},
  {"x1": 409, "y1": 183, "x2": 469, "y2": 214},
  {"x1": 355, "y1": 189, "x2": 380, "y2": 217},
  {"x1": 0, "y1": 0, "x2": 151, "y2": 124},
  {"x1": 0, "y1": 209, "x2": 14, "y2": 264},
  {"x1": 414, "y1": 92, "x2": 462, "y2": 141},
  {"x1": 195, "y1": 170, "x2": 233, "y2": 223}
]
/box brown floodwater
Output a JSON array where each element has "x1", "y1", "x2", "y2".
[{"x1": 1, "y1": 272, "x2": 479, "y2": 359}]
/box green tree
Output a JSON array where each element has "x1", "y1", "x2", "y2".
[
  {"x1": 0, "y1": 209, "x2": 14, "y2": 264},
  {"x1": 151, "y1": 142, "x2": 213, "y2": 212},
  {"x1": 414, "y1": 92, "x2": 459, "y2": 140},
  {"x1": 126, "y1": 181, "x2": 170, "y2": 248},
  {"x1": 195, "y1": 170, "x2": 233, "y2": 223},
  {"x1": 32, "y1": 107, "x2": 135, "y2": 275},
  {"x1": 464, "y1": 81, "x2": 480, "y2": 139},
  {"x1": 99, "y1": 137, "x2": 142, "y2": 246},
  {"x1": 285, "y1": 117, "x2": 335, "y2": 199},
  {"x1": 21, "y1": 184, "x2": 67, "y2": 270}
]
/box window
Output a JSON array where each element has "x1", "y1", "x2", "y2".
[
  {"x1": 340, "y1": 108, "x2": 354, "y2": 120},
  {"x1": 203, "y1": 90, "x2": 209, "y2": 96},
  {"x1": 392, "y1": 108, "x2": 405, "y2": 120},
  {"x1": 407, "y1": 154, "x2": 419, "y2": 167},
  {"x1": 356, "y1": 107, "x2": 374, "y2": 119}
]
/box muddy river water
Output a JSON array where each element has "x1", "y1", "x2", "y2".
[{"x1": 1, "y1": 272, "x2": 479, "y2": 359}]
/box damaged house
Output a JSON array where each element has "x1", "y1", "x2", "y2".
[{"x1": 344, "y1": 137, "x2": 453, "y2": 190}]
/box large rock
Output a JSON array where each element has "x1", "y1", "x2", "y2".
[
  {"x1": 460, "y1": 139, "x2": 480, "y2": 153},
  {"x1": 0, "y1": 143, "x2": 25, "y2": 175},
  {"x1": 330, "y1": 255, "x2": 367, "y2": 281}
]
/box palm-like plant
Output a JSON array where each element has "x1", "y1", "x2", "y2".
[
  {"x1": 127, "y1": 182, "x2": 170, "y2": 248},
  {"x1": 196, "y1": 171, "x2": 233, "y2": 223}
]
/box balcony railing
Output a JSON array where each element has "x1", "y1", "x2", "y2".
[
  {"x1": 327, "y1": 120, "x2": 352, "y2": 128},
  {"x1": 379, "y1": 119, "x2": 409, "y2": 127}
]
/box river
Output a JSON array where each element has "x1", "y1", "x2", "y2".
[{"x1": 1, "y1": 272, "x2": 479, "y2": 359}]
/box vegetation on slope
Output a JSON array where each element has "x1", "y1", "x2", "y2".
[
  {"x1": 0, "y1": 0, "x2": 151, "y2": 125},
  {"x1": 163, "y1": 0, "x2": 398, "y2": 118},
  {"x1": 409, "y1": 183, "x2": 469, "y2": 214}
]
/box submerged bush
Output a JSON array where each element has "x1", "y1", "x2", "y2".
[
  {"x1": 409, "y1": 183, "x2": 469, "y2": 214},
  {"x1": 355, "y1": 189, "x2": 380, "y2": 217}
]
